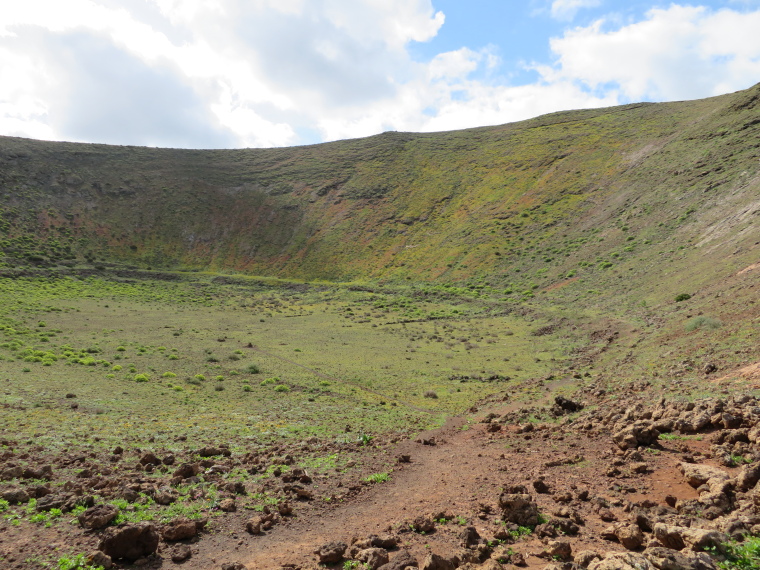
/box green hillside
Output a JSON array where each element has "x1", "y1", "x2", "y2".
[{"x1": 0, "y1": 84, "x2": 758, "y2": 307}]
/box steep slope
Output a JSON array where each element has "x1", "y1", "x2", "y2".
[{"x1": 0, "y1": 83, "x2": 758, "y2": 299}]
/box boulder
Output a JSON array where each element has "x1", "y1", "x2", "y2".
[
  {"x1": 613, "y1": 421, "x2": 660, "y2": 450},
  {"x1": 98, "y1": 522, "x2": 159, "y2": 561},
  {"x1": 1, "y1": 487, "x2": 30, "y2": 504},
  {"x1": 679, "y1": 464, "x2": 729, "y2": 488},
  {"x1": 615, "y1": 524, "x2": 644, "y2": 550},
  {"x1": 36, "y1": 493, "x2": 71, "y2": 511},
  {"x1": 411, "y1": 515, "x2": 435, "y2": 533},
  {"x1": 154, "y1": 487, "x2": 178, "y2": 505},
  {"x1": 171, "y1": 544, "x2": 192, "y2": 563},
  {"x1": 139, "y1": 452, "x2": 161, "y2": 466},
  {"x1": 540, "y1": 540, "x2": 572, "y2": 560},
  {"x1": 643, "y1": 546, "x2": 718, "y2": 570},
  {"x1": 78, "y1": 504, "x2": 119, "y2": 530},
  {"x1": 575, "y1": 550, "x2": 601, "y2": 568},
  {"x1": 498, "y1": 493, "x2": 541, "y2": 526},
  {"x1": 162, "y1": 519, "x2": 199, "y2": 541},
  {"x1": 378, "y1": 550, "x2": 418, "y2": 570},
  {"x1": 316, "y1": 541, "x2": 348, "y2": 564},
  {"x1": 356, "y1": 548, "x2": 391, "y2": 570},
  {"x1": 588, "y1": 552, "x2": 654, "y2": 570},
  {"x1": 218, "y1": 498, "x2": 236, "y2": 512},
  {"x1": 87, "y1": 551, "x2": 112, "y2": 569},
  {"x1": 653, "y1": 523, "x2": 726, "y2": 552}
]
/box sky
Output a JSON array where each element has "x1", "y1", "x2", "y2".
[{"x1": 1, "y1": 0, "x2": 759, "y2": 149}]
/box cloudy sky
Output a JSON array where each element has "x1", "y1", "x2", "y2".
[{"x1": 1, "y1": 0, "x2": 759, "y2": 149}]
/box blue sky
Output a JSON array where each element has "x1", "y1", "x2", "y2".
[{"x1": 1, "y1": 1, "x2": 759, "y2": 148}]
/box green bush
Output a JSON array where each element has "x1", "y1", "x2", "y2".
[
  {"x1": 719, "y1": 535, "x2": 760, "y2": 568},
  {"x1": 274, "y1": 384, "x2": 290, "y2": 393},
  {"x1": 675, "y1": 293, "x2": 691, "y2": 302},
  {"x1": 364, "y1": 472, "x2": 389, "y2": 483},
  {"x1": 134, "y1": 373, "x2": 149, "y2": 382},
  {"x1": 685, "y1": 316, "x2": 722, "y2": 331},
  {"x1": 162, "y1": 372, "x2": 176, "y2": 378},
  {"x1": 247, "y1": 364, "x2": 261, "y2": 374}
]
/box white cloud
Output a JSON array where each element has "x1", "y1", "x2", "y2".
[
  {"x1": 1, "y1": 1, "x2": 759, "y2": 148},
  {"x1": 550, "y1": 0, "x2": 602, "y2": 21},
  {"x1": 544, "y1": 5, "x2": 760, "y2": 101}
]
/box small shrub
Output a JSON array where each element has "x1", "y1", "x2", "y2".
[
  {"x1": 364, "y1": 472, "x2": 389, "y2": 483},
  {"x1": 675, "y1": 293, "x2": 691, "y2": 302},
  {"x1": 194, "y1": 374, "x2": 206, "y2": 382},
  {"x1": 243, "y1": 385, "x2": 252, "y2": 392},
  {"x1": 162, "y1": 372, "x2": 176, "y2": 378},
  {"x1": 56, "y1": 553, "x2": 104, "y2": 570},
  {"x1": 112, "y1": 365, "x2": 122, "y2": 371},
  {"x1": 685, "y1": 316, "x2": 722, "y2": 332},
  {"x1": 228, "y1": 354, "x2": 240, "y2": 361},
  {"x1": 214, "y1": 385, "x2": 224, "y2": 392},
  {"x1": 720, "y1": 535, "x2": 760, "y2": 569},
  {"x1": 116, "y1": 346, "x2": 126, "y2": 351},
  {"x1": 206, "y1": 355, "x2": 219, "y2": 363},
  {"x1": 247, "y1": 364, "x2": 261, "y2": 374},
  {"x1": 134, "y1": 374, "x2": 149, "y2": 382},
  {"x1": 274, "y1": 384, "x2": 290, "y2": 393},
  {"x1": 424, "y1": 390, "x2": 438, "y2": 399}
]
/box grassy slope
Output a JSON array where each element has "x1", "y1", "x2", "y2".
[
  {"x1": 0, "y1": 84, "x2": 758, "y2": 392},
  {"x1": 0, "y1": 84, "x2": 757, "y2": 291}
]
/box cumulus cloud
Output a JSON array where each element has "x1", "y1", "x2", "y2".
[
  {"x1": 0, "y1": 1, "x2": 759, "y2": 148},
  {"x1": 544, "y1": 5, "x2": 760, "y2": 102}
]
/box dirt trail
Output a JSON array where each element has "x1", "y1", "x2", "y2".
[{"x1": 240, "y1": 418, "x2": 496, "y2": 568}]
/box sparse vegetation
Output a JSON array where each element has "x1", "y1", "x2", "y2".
[{"x1": 685, "y1": 316, "x2": 722, "y2": 331}]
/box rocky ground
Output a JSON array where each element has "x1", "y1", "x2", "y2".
[{"x1": 3, "y1": 380, "x2": 760, "y2": 570}]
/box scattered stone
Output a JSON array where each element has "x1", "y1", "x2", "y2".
[
  {"x1": 87, "y1": 551, "x2": 112, "y2": 569},
  {"x1": 679, "y1": 463, "x2": 729, "y2": 488},
  {"x1": 79, "y1": 504, "x2": 119, "y2": 530},
  {"x1": 98, "y1": 522, "x2": 160, "y2": 561},
  {"x1": 588, "y1": 552, "x2": 654, "y2": 570},
  {"x1": 154, "y1": 487, "x2": 178, "y2": 505},
  {"x1": 411, "y1": 515, "x2": 435, "y2": 533},
  {"x1": 356, "y1": 548, "x2": 391, "y2": 570},
  {"x1": 615, "y1": 524, "x2": 645, "y2": 550},
  {"x1": 162, "y1": 519, "x2": 199, "y2": 541},
  {"x1": 1, "y1": 487, "x2": 30, "y2": 504},
  {"x1": 613, "y1": 421, "x2": 660, "y2": 450},
  {"x1": 498, "y1": 491, "x2": 541, "y2": 526},
  {"x1": 139, "y1": 452, "x2": 161, "y2": 466},
  {"x1": 176, "y1": 464, "x2": 201, "y2": 480},
  {"x1": 630, "y1": 462, "x2": 649, "y2": 474},
  {"x1": 171, "y1": 544, "x2": 193, "y2": 563},
  {"x1": 316, "y1": 541, "x2": 347, "y2": 564},
  {"x1": 643, "y1": 546, "x2": 718, "y2": 570},
  {"x1": 36, "y1": 493, "x2": 70, "y2": 511},
  {"x1": 653, "y1": 523, "x2": 726, "y2": 552},
  {"x1": 540, "y1": 540, "x2": 572, "y2": 561},
  {"x1": 533, "y1": 477, "x2": 551, "y2": 494},
  {"x1": 219, "y1": 498, "x2": 236, "y2": 512},
  {"x1": 575, "y1": 550, "x2": 601, "y2": 567},
  {"x1": 378, "y1": 550, "x2": 417, "y2": 570}
]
